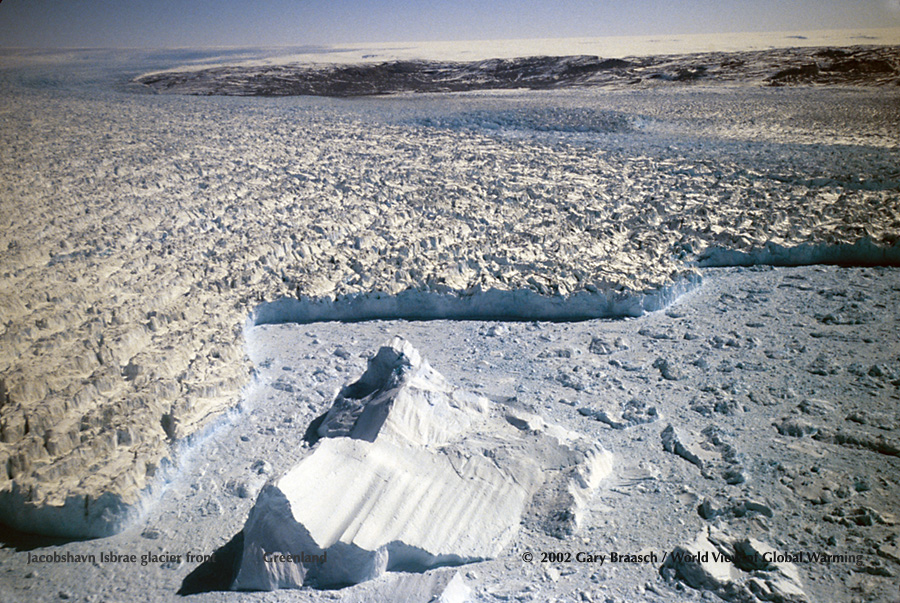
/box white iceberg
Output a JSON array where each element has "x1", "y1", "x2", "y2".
[{"x1": 232, "y1": 336, "x2": 612, "y2": 590}]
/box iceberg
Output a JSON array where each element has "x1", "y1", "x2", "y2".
[{"x1": 232, "y1": 336, "x2": 612, "y2": 590}]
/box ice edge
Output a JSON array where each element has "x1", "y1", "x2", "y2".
[
  {"x1": 248, "y1": 277, "x2": 702, "y2": 328},
  {"x1": 696, "y1": 238, "x2": 900, "y2": 268},
  {"x1": 0, "y1": 378, "x2": 257, "y2": 540}
]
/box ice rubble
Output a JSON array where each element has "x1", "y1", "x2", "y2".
[
  {"x1": 2, "y1": 48, "x2": 898, "y2": 539},
  {"x1": 231, "y1": 337, "x2": 613, "y2": 590},
  {"x1": 341, "y1": 570, "x2": 471, "y2": 603}
]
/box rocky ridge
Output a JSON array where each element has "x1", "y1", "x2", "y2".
[{"x1": 135, "y1": 46, "x2": 900, "y2": 97}]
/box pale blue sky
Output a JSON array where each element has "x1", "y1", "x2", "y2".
[{"x1": 0, "y1": 0, "x2": 897, "y2": 49}]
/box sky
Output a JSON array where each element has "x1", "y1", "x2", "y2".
[{"x1": 0, "y1": 0, "x2": 898, "y2": 49}]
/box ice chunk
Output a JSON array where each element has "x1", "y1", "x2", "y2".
[
  {"x1": 662, "y1": 527, "x2": 808, "y2": 603},
  {"x1": 316, "y1": 336, "x2": 487, "y2": 446}
]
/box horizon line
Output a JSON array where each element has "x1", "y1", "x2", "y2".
[{"x1": 2, "y1": 25, "x2": 899, "y2": 53}]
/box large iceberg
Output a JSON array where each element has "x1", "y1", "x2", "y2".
[{"x1": 232, "y1": 336, "x2": 612, "y2": 590}]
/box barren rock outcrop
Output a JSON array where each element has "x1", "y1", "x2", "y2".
[{"x1": 135, "y1": 46, "x2": 900, "y2": 97}]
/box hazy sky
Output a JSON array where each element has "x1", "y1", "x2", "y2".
[{"x1": 0, "y1": 0, "x2": 898, "y2": 48}]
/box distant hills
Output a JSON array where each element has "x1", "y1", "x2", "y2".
[{"x1": 135, "y1": 45, "x2": 900, "y2": 97}]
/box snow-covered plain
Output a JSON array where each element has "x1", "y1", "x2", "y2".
[{"x1": 0, "y1": 30, "x2": 899, "y2": 602}]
